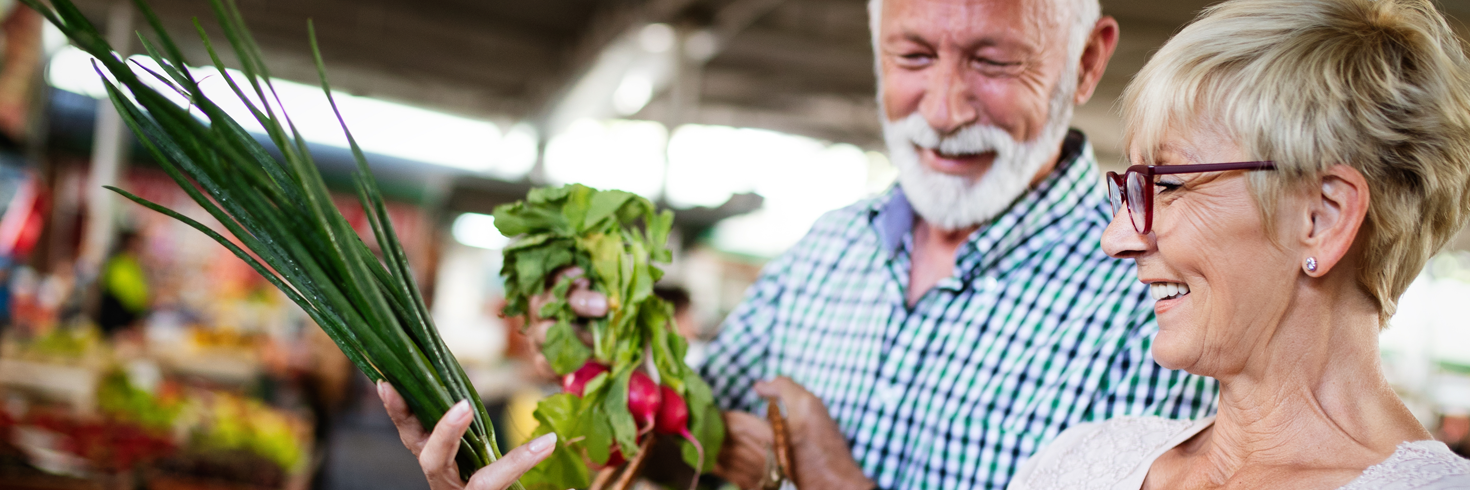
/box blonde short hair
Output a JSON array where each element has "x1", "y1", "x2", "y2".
[{"x1": 1123, "y1": 0, "x2": 1470, "y2": 324}]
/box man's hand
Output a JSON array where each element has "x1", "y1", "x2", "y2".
[
  {"x1": 526, "y1": 267, "x2": 606, "y2": 375},
  {"x1": 755, "y1": 377, "x2": 874, "y2": 490},
  {"x1": 377, "y1": 382, "x2": 555, "y2": 490},
  {"x1": 713, "y1": 411, "x2": 775, "y2": 489}
]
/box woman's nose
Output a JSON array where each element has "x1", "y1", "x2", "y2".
[{"x1": 1101, "y1": 207, "x2": 1152, "y2": 259}]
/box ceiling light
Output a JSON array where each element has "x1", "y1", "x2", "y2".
[
  {"x1": 639, "y1": 23, "x2": 675, "y2": 53},
  {"x1": 612, "y1": 73, "x2": 653, "y2": 116}
]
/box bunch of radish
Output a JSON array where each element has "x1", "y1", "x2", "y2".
[
  {"x1": 496, "y1": 185, "x2": 724, "y2": 490},
  {"x1": 563, "y1": 363, "x2": 707, "y2": 477}
]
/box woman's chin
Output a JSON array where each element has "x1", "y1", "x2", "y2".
[
  {"x1": 1151, "y1": 294, "x2": 1203, "y2": 371},
  {"x1": 1150, "y1": 332, "x2": 1199, "y2": 372}
]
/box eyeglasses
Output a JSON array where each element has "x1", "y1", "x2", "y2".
[{"x1": 1105, "y1": 161, "x2": 1276, "y2": 234}]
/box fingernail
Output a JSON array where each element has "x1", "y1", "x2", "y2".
[
  {"x1": 574, "y1": 294, "x2": 606, "y2": 311},
  {"x1": 528, "y1": 432, "x2": 557, "y2": 453},
  {"x1": 449, "y1": 400, "x2": 471, "y2": 423},
  {"x1": 376, "y1": 381, "x2": 386, "y2": 398}
]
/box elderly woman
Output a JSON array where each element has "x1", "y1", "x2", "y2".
[{"x1": 1008, "y1": 0, "x2": 1470, "y2": 488}]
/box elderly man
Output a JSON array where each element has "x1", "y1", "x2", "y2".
[
  {"x1": 384, "y1": 0, "x2": 1218, "y2": 488},
  {"x1": 699, "y1": 0, "x2": 1219, "y2": 487}
]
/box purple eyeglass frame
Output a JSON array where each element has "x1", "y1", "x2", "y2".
[{"x1": 1105, "y1": 161, "x2": 1276, "y2": 234}]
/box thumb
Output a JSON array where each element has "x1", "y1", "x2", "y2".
[
  {"x1": 466, "y1": 433, "x2": 558, "y2": 490},
  {"x1": 753, "y1": 376, "x2": 800, "y2": 399},
  {"x1": 567, "y1": 288, "x2": 608, "y2": 318}
]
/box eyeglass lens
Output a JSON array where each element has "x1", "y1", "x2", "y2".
[
  {"x1": 1125, "y1": 170, "x2": 1148, "y2": 232},
  {"x1": 1106, "y1": 176, "x2": 1124, "y2": 217}
]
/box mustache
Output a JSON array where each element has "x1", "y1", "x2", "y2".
[{"x1": 886, "y1": 113, "x2": 1015, "y2": 156}]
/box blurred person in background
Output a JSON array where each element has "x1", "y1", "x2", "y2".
[
  {"x1": 98, "y1": 230, "x2": 149, "y2": 335},
  {"x1": 9, "y1": 264, "x2": 37, "y2": 331},
  {"x1": 1009, "y1": 0, "x2": 1470, "y2": 487},
  {"x1": 0, "y1": 257, "x2": 13, "y2": 333},
  {"x1": 491, "y1": 296, "x2": 562, "y2": 452},
  {"x1": 386, "y1": 0, "x2": 1218, "y2": 488},
  {"x1": 1439, "y1": 411, "x2": 1470, "y2": 458},
  {"x1": 37, "y1": 258, "x2": 78, "y2": 327},
  {"x1": 654, "y1": 285, "x2": 705, "y2": 365}
]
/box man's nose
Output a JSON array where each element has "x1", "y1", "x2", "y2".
[
  {"x1": 1101, "y1": 207, "x2": 1153, "y2": 259},
  {"x1": 920, "y1": 59, "x2": 980, "y2": 135}
]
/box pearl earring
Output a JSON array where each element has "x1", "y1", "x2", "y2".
[{"x1": 1305, "y1": 257, "x2": 1318, "y2": 273}]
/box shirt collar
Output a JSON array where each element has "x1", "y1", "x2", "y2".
[
  {"x1": 869, "y1": 129, "x2": 1100, "y2": 263},
  {"x1": 874, "y1": 185, "x2": 915, "y2": 254}
]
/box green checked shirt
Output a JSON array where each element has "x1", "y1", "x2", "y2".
[{"x1": 698, "y1": 130, "x2": 1218, "y2": 490}]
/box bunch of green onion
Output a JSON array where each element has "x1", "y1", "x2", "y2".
[{"x1": 22, "y1": 0, "x2": 511, "y2": 483}]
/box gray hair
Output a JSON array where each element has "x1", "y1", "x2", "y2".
[{"x1": 866, "y1": 0, "x2": 1102, "y2": 88}]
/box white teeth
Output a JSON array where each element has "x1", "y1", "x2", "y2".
[{"x1": 1150, "y1": 282, "x2": 1190, "y2": 301}]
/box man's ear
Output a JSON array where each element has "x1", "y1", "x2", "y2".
[
  {"x1": 1302, "y1": 164, "x2": 1370, "y2": 277},
  {"x1": 1072, "y1": 16, "x2": 1119, "y2": 105}
]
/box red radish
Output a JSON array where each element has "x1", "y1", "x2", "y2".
[
  {"x1": 626, "y1": 371, "x2": 662, "y2": 433},
  {"x1": 654, "y1": 385, "x2": 687, "y2": 435},
  {"x1": 654, "y1": 385, "x2": 705, "y2": 490},
  {"x1": 563, "y1": 362, "x2": 609, "y2": 396},
  {"x1": 590, "y1": 433, "x2": 650, "y2": 469},
  {"x1": 606, "y1": 446, "x2": 626, "y2": 466}
]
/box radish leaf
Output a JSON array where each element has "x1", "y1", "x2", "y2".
[{"x1": 544, "y1": 319, "x2": 592, "y2": 375}]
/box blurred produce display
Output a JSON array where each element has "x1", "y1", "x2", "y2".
[
  {"x1": 23, "y1": 0, "x2": 511, "y2": 481},
  {"x1": 95, "y1": 370, "x2": 182, "y2": 432},
  {"x1": 7, "y1": 323, "x2": 101, "y2": 361},
  {"x1": 0, "y1": 305, "x2": 317, "y2": 488},
  {"x1": 1, "y1": 353, "x2": 314, "y2": 488}
]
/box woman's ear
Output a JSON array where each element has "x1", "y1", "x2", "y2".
[{"x1": 1302, "y1": 164, "x2": 1369, "y2": 277}]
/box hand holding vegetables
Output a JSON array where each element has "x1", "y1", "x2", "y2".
[
  {"x1": 526, "y1": 268, "x2": 605, "y2": 378},
  {"x1": 377, "y1": 383, "x2": 555, "y2": 490},
  {"x1": 525, "y1": 271, "x2": 784, "y2": 489},
  {"x1": 494, "y1": 184, "x2": 724, "y2": 490}
]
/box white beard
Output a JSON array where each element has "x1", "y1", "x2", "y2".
[{"x1": 882, "y1": 79, "x2": 1078, "y2": 231}]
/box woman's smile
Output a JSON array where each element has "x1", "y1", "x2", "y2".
[
  {"x1": 1144, "y1": 279, "x2": 1191, "y2": 318},
  {"x1": 1148, "y1": 281, "x2": 1190, "y2": 301}
]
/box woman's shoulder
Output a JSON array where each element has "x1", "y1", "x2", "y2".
[
  {"x1": 1007, "y1": 416, "x2": 1208, "y2": 490},
  {"x1": 1338, "y1": 440, "x2": 1470, "y2": 490}
]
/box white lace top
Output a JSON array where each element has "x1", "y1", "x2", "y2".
[{"x1": 1007, "y1": 416, "x2": 1470, "y2": 490}]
